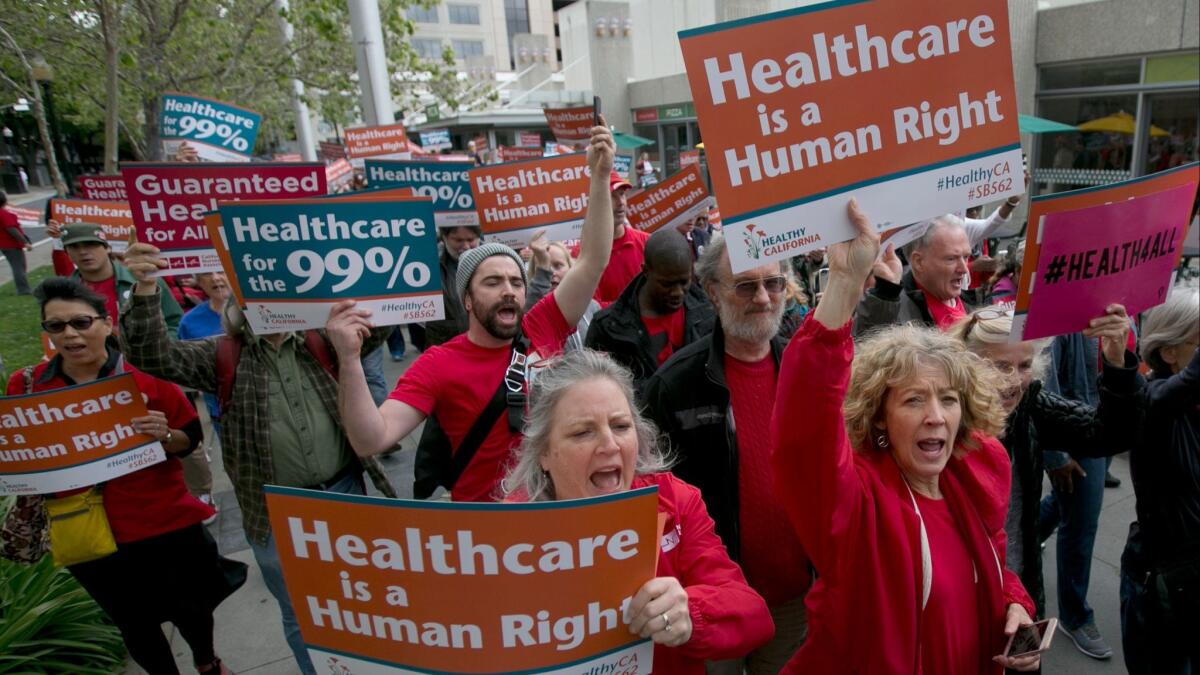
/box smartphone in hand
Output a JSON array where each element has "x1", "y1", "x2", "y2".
[
  {"x1": 593, "y1": 96, "x2": 602, "y2": 126},
  {"x1": 1004, "y1": 618, "x2": 1057, "y2": 659}
]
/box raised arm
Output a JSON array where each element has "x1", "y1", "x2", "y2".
[
  {"x1": 1032, "y1": 304, "x2": 1144, "y2": 456},
  {"x1": 552, "y1": 122, "x2": 614, "y2": 327},
  {"x1": 325, "y1": 302, "x2": 426, "y2": 456},
  {"x1": 119, "y1": 234, "x2": 218, "y2": 392},
  {"x1": 773, "y1": 200, "x2": 878, "y2": 570}
]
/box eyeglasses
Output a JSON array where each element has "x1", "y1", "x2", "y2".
[
  {"x1": 721, "y1": 275, "x2": 787, "y2": 298},
  {"x1": 41, "y1": 316, "x2": 103, "y2": 334},
  {"x1": 963, "y1": 307, "x2": 1013, "y2": 340}
]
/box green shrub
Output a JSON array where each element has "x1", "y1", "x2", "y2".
[{"x1": 0, "y1": 497, "x2": 126, "y2": 673}]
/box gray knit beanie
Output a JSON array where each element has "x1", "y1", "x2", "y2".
[{"x1": 455, "y1": 242, "x2": 528, "y2": 301}]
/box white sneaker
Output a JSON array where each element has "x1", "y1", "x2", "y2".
[{"x1": 199, "y1": 493, "x2": 218, "y2": 526}]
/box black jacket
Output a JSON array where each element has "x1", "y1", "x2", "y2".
[
  {"x1": 641, "y1": 321, "x2": 787, "y2": 561},
  {"x1": 584, "y1": 272, "x2": 715, "y2": 387},
  {"x1": 1002, "y1": 355, "x2": 1143, "y2": 617},
  {"x1": 853, "y1": 269, "x2": 977, "y2": 337},
  {"x1": 1130, "y1": 350, "x2": 1200, "y2": 564}
]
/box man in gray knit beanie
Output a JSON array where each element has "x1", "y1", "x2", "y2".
[{"x1": 327, "y1": 119, "x2": 618, "y2": 502}]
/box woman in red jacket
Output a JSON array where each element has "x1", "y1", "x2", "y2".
[
  {"x1": 5, "y1": 278, "x2": 238, "y2": 675},
  {"x1": 773, "y1": 200, "x2": 1039, "y2": 674},
  {"x1": 502, "y1": 349, "x2": 774, "y2": 674}
]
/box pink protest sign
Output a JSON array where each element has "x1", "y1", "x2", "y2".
[{"x1": 1016, "y1": 182, "x2": 1196, "y2": 341}]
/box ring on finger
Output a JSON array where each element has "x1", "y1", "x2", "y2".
[{"x1": 661, "y1": 611, "x2": 671, "y2": 632}]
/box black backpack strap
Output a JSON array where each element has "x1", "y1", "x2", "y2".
[
  {"x1": 413, "y1": 336, "x2": 530, "y2": 499},
  {"x1": 502, "y1": 336, "x2": 529, "y2": 433}
]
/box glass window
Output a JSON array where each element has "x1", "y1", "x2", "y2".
[
  {"x1": 1033, "y1": 94, "x2": 1137, "y2": 193},
  {"x1": 413, "y1": 38, "x2": 444, "y2": 60},
  {"x1": 1145, "y1": 54, "x2": 1200, "y2": 84},
  {"x1": 1145, "y1": 93, "x2": 1200, "y2": 175},
  {"x1": 407, "y1": 5, "x2": 439, "y2": 23},
  {"x1": 448, "y1": 4, "x2": 480, "y2": 25},
  {"x1": 505, "y1": 0, "x2": 530, "y2": 69},
  {"x1": 451, "y1": 39, "x2": 484, "y2": 59},
  {"x1": 1040, "y1": 60, "x2": 1141, "y2": 90}
]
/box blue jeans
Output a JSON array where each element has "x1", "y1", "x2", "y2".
[
  {"x1": 1039, "y1": 455, "x2": 1106, "y2": 630},
  {"x1": 360, "y1": 346, "x2": 388, "y2": 406},
  {"x1": 248, "y1": 470, "x2": 365, "y2": 675},
  {"x1": 387, "y1": 325, "x2": 406, "y2": 359}
]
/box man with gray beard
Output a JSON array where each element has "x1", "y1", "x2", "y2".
[{"x1": 642, "y1": 234, "x2": 811, "y2": 674}]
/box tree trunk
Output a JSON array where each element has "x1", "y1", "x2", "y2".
[
  {"x1": 144, "y1": 96, "x2": 162, "y2": 161},
  {"x1": 29, "y1": 79, "x2": 68, "y2": 195},
  {"x1": 97, "y1": 0, "x2": 121, "y2": 173}
]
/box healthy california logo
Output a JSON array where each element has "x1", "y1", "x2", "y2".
[{"x1": 742, "y1": 223, "x2": 767, "y2": 259}]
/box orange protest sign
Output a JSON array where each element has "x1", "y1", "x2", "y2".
[
  {"x1": 5, "y1": 205, "x2": 41, "y2": 229},
  {"x1": 0, "y1": 373, "x2": 163, "y2": 495},
  {"x1": 50, "y1": 198, "x2": 136, "y2": 253},
  {"x1": 626, "y1": 165, "x2": 712, "y2": 234},
  {"x1": 1011, "y1": 162, "x2": 1199, "y2": 340},
  {"x1": 265, "y1": 486, "x2": 659, "y2": 674},
  {"x1": 40, "y1": 333, "x2": 58, "y2": 361},
  {"x1": 344, "y1": 124, "x2": 411, "y2": 166},
  {"x1": 468, "y1": 153, "x2": 592, "y2": 247},
  {"x1": 544, "y1": 106, "x2": 594, "y2": 148},
  {"x1": 679, "y1": 0, "x2": 1021, "y2": 272}
]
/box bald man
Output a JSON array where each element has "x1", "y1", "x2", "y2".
[{"x1": 585, "y1": 228, "x2": 715, "y2": 388}]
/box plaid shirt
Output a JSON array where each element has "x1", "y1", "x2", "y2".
[{"x1": 119, "y1": 292, "x2": 397, "y2": 544}]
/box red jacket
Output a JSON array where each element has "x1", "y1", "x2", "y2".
[
  {"x1": 640, "y1": 472, "x2": 774, "y2": 673},
  {"x1": 771, "y1": 319, "x2": 1034, "y2": 674}
]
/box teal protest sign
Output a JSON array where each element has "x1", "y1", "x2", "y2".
[
  {"x1": 364, "y1": 159, "x2": 479, "y2": 228},
  {"x1": 419, "y1": 129, "x2": 452, "y2": 151},
  {"x1": 160, "y1": 93, "x2": 262, "y2": 162},
  {"x1": 208, "y1": 197, "x2": 444, "y2": 334}
]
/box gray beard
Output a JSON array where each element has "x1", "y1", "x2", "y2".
[{"x1": 719, "y1": 301, "x2": 783, "y2": 344}]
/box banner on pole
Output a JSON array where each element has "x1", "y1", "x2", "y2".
[
  {"x1": 159, "y1": 93, "x2": 262, "y2": 162},
  {"x1": 544, "y1": 106, "x2": 594, "y2": 148},
  {"x1": 0, "y1": 374, "x2": 163, "y2": 495},
  {"x1": 468, "y1": 153, "x2": 592, "y2": 247},
  {"x1": 264, "y1": 485, "x2": 659, "y2": 675},
  {"x1": 419, "y1": 129, "x2": 452, "y2": 151},
  {"x1": 77, "y1": 175, "x2": 128, "y2": 201},
  {"x1": 626, "y1": 165, "x2": 712, "y2": 234},
  {"x1": 122, "y1": 162, "x2": 328, "y2": 275},
  {"x1": 679, "y1": 0, "x2": 1021, "y2": 272},
  {"x1": 364, "y1": 160, "x2": 478, "y2": 228},
  {"x1": 344, "y1": 124, "x2": 412, "y2": 168},
  {"x1": 209, "y1": 194, "x2": 443, "y2": 334},
  {"x1": 1011, "y1": 163, "x2": 1199, "y2": 341},
  {"x1": 50, "y1": 198, "x2": 135, "y2": 253}
]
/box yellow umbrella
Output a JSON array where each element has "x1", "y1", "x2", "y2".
[{"x1": 1077, "y1": 111, "x2": 1169, "y2": 137}]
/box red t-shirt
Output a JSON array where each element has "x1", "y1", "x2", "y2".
[
  {"x1": 0, "y1": 208, "x2": 25, "y2": 249},
  {"x1": 641, "y1": 308, "x2": 685, "y2": 366},
  {"x1": 594, "y1": 225, "x2": 649, "y2": 304},
  {"x1": 923, "y1": 290, "x2": 966, "y2": 331},
  {"x1": 388, "y1": 293, "x2": 574, "y2": 501},
  {"x1": 726, "y1": 352, "x2": 810, "y2": 605},
  {"x1": 915, "y1": 493, "x2": 982, "y2": 674},
  {"x1": 82, "y1": 275, "x2": 120, "y2": 324},
  {"x1": 6, "y1": 356, "x2": 211, "y2": 544}
]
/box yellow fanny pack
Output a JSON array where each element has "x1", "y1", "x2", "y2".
[{"x1": 45, "y1": 488, "x2": 116, "y2": 567}]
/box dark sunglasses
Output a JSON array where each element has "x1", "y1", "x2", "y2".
[
  {"x1": 42, "y1": 315, "x2": 104, "y2": 334},
  {"x1": 723, "y1": 275, "x2": 787, "y2": 298}
]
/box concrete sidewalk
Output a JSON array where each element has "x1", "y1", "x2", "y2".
[
  {"x1": 123, "y1": 356, "x2": 419, "y2": 675},
  {"x1": 123, "y1": 354, "x2": 1139, "y2": 675}
]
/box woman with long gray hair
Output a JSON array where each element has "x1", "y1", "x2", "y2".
[
  {"x1": 1120, "y1": 288, "x2": 1200, "y2": 675},
  {"x1": 502, "y1": 349, "x2": 773, "y2": 673}
]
